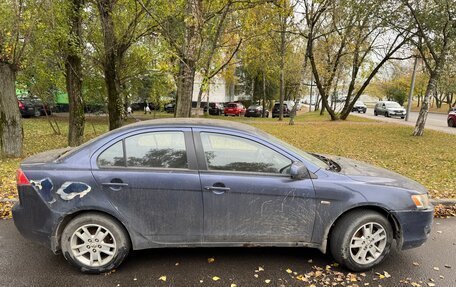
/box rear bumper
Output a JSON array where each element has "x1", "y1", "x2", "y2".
[
  {"x1": 392, "y1": 208, "x2": 433, "y2": 250},
  {"x1": 12, "y1": 187, "x2": 60, "y2": 253}
]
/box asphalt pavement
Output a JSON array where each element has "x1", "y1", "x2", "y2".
[
  {"x1": 353, "y1": 109, "x2": 456, "y2": 135},
  {"x1": 0, "y1": 218, "x2": 455, "y2": 287}
]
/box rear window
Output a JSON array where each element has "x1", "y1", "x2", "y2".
[
  {"x1": 97, "y1": 131, "x2": 188, "y2": 169},
  {"x1": 227, "y1": 103, "x2": 237, "y2": 108}
]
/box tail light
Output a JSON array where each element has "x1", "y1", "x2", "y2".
[
  {"x1": 16, "y1": 169, "x2": 30, "y2": 185},
  {"x1": 18, "y1": 101, "x2": 24, "y2": 110}
]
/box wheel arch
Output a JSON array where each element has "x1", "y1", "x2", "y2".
[
  {"x1": 321, "y1": 205, "x2": 401, "y2": 254},
  {"x1": 52, "y1": 209, "x2": 133, "y2": 254}
]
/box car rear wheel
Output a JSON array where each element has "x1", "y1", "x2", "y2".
[
  {"x1": 330, "y1": 210, "x2": 393, "y2": 272},
  {"x1": 34, "y1": 109, "x2": 41, "y2": 117},
  {"x1": 374, "y1": 111, "x2": 377, "y2": 116},
  {"x1": 61, "y1": 213, "x2": 130, "y2": 274},
  {"x1": 385, "y1": 112, "x2": 390, "y2": 117},
  {"x1": 448, "y1": 118, "x2": 455, "y2": 127}
]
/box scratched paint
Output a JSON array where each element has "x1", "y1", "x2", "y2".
[
  {"x1": 30, "y1": 178, "x2": 55, "y2": 203},
  {"x1": 56, "y1": 182, "x2": 92, "y2": 201}
]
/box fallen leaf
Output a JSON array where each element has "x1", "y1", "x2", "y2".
[
  {"x1": 158, "y1": 276, "x2": 166, "y2": 282},
  {"x1": 207, "y1": 257, "x2": 215, "y2": 263},
  {"x1": 286, "y1": 268, "x2": 293, "y2": 274},
  {"x1": 413, "y1": 262, "x2": 420, "y2": 266},
  {"x1": 230, "y1": 284, "x2": 237, "y2": 287},
  {"x1": 212, "y1": 276, "x2": 220, "y2": 281},
  {"x1": 433, "y1": 267, "x2": 440, "y2": 271},
  {"x1": 264, "y1": 279, "x2": 271, "y2": 284}
]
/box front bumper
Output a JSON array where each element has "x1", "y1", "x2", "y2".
[{"x1": 392, "y1": 208, "x2": 433, "y2": 250}]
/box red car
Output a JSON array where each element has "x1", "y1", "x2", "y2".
[
  {"x1": 224, "y1": 102, "x2": 246, "y2": 116},
  {"x1": 448, "y1": 107, "x2": 456, "y2": 127}
]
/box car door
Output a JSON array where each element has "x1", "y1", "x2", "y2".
[
  {"x1": 91, "y1": 128, "x2": 203, "y2": 245},
  {"x1": 193, "y1": 129, "x2": 316, "y2": 244}
]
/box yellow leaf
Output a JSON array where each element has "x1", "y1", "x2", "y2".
[
  {"x1": 207, "y1": 257, "x2": 215, "y2": 263},
  {"x1": 286, "y1": 269, "x2": 293, "y2": 274},
  {"x1": 212, "y1": 276, "x2": 220, "y2": 281},
  {"x1": 265, "y1": 279, "x2": 271, "y2": 284},
  {"x1": 158, "y1": 276, "x2": 166, "y2": 281}
]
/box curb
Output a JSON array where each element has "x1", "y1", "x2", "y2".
[
  {"x1": 0, "y1": 199, "x2": 18, "y2": 203},
  {"x1": 431, "y1": 199, "x2": 456, "y2": 206}
]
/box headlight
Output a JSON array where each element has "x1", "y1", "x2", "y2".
[{"x1": 411, "y1": 194, "x2": 430, "y2": 209}]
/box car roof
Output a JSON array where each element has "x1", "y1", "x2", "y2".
[{"x1": 116, "y1": 118, "x2": 260, "y2": 135}]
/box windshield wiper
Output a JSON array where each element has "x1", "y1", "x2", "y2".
[{"x1": 310, "y1": 153, "x2": 341, "y2": 172}]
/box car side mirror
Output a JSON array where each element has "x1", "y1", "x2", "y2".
[{"x1": 290, "y1": 162, "x2": 309, "y2": 180}]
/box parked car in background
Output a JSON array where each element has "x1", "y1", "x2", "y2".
[
  {"x1": 224, "y1": 102, "x2": 246, "y2": 116},
  {"x1": 164, "y1": 103, "x2": 175, "y2": 113},
  {"x1": 272, "y1": 103, "x2": 291, "y2": 118},
  {"x1": 204, "y1": 103, "x2": 224, "y2": 115},
  {"x1": 351, "y1": 101, "x2": 367, "y2": 113},
  {"x1": 18, "y1": 96, "x2": 52, "y2": 117},
  {"x1": 245, "y1": 104, "x2": 269, "y2": 117},
  {"x1": 448, "y1": 107, "x2": 456, "y2": 127},
  {"x1": 374, "y1": 101, "x2": 406, "y2": 119},
  {"x1": 13, "y1": 118, "x2": 433, "y2": 273}
]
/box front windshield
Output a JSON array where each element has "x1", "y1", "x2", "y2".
[
  {"x1": 258, "y1": 131, "x2": 328, "y2": 169},
  {"x1": 356, "y1": 101, "x2": 364, "y2": 105},
  {"x1": 385, "y1": 102, "x2": 401, "y2": 108}
]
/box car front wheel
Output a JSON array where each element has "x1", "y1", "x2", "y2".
[
  {"x1": 448, "y1": 118, "x2": 455, "y2": 127},
  {"x1": 330, "y1": 210, "x2": 393, "y2": 272},
  {"x1": 61, "y1": 213, "x2": 130, "y2": 274}
]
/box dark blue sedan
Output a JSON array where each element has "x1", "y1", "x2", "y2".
[{"x1": 13, "y1": 119, "x2": 433, "y2": 273}]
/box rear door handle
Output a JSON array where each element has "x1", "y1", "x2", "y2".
[
  {"x1": 204, "y1": 186, "x2": 230, "y2": 195},
  {"x1": 102, "y1": 182, "x2": 129, "y2": 187}
]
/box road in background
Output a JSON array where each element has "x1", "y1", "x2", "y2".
[{"x1": 353, "y1": 109, "x2": 455, "y2": 135}]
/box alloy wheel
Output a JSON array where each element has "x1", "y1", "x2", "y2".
[
  {"x1": 70, "y1": 224, "x2": 117, "y2": 267},
  {"x1": 349, "y1": 222, "x2": 387, "y2": 265}
]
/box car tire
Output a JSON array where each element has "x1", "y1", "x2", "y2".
[
  {"x1": 34, "y1": 109, "x2": 41, "y2": 117},
  {"x1": 385, "y1": 112, "x2": 389, "y2": 117},
  {"x1": 330, "y1": 210, "x2": 393, "y2": 272},
  {"x1": 448, "y1": 119, "x2": 455, "y2": 127},
  {"x1": 61, "y1": 213, "x2": 131, "y2": 274},
  {"x1": 374, "y1": 111, "x2": 377, "y2": 116},
  {"x1": 363, "y1": 110, "x2": 366, "y2": 114}
]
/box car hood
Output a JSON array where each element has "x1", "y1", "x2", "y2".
[{"x1": 323, "y1": 154, "x2": 428, "y2": 194}]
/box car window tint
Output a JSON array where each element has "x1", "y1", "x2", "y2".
[
  {"x1": 200, "y1": 133, "x2": 291, "y2": 174},
  {"x1": 125, "y1": 132, "x2": 187, "y2": 169},
  {"x1": 98, "y1": 141, "x2": 125, "y2": 167}
]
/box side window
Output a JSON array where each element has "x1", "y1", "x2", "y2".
[
  {"x1": 125, "y1": 132, "x2": 188, "y2": 169},
  {"x1": 200, "y1": 133, "x2": 292, "y2": 174},
  {"x1": 98, "y1": 141, "x2": 125, "y2": 167}
]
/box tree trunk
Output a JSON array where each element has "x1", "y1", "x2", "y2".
[
  {"x1": 0, "y1": 62, "x2": 22, "y2": 157},
  {"x1": 262, "y1": 73, "x2": 266, "y2": 118},
  {"x1": 176, "y1": 59, "x2": 195, "y2": 117},
  {"x1": 66, "y1": 0, "x2": 85, "y2": 146},
  {"x1": 278, "y1": 12, "x2": 286, "y2": 121},
  {"x1": 176, "y1": 0, "x2": 201, "y2": 118},
  {"x1": 413, "y1": 70, "x2": 440, "y2": 136},
  {"x1": 97, "y1": 0, "x2": 122, "y2": 130}
]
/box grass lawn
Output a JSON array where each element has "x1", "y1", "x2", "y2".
[{"x1": 1, "y1": 112, "x2": 454, "y2": 219}]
